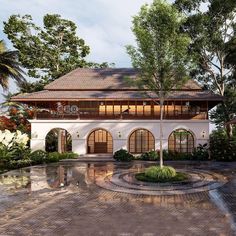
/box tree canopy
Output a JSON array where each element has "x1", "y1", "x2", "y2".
[
  {"x1": 4, "y1": 14, "x2": 90, "y2": 82},
  {"x1": 174, "y1": 0, "x2": 236, "y2": 137}
]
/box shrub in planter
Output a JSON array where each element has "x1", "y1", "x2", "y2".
[
  {"x1": 113, "y1": 149, "x2": 133, "y2": 162},
  {"x1": 140, "y1": 150, "x2": 158, "y2": 161},
  {"x1": 29, "y1": 150, "x2": 48, "y2": 164},
  {"x1": 145, "y1": 165, "x2": 176, "y2": 180}
]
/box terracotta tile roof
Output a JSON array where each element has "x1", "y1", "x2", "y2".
[
  {"x1": 11, "y1": 68, "x2": 223, "y2": 103},
  {"x1": 11, "y1": 90, "x2": 223, "y2": 102},
  {"x1": 44, "y1": 68, "x2": 202, "y2": 90}
]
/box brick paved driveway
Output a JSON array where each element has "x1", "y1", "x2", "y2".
[{"x1": 0, "y1": 161, "x2": 235, "y2": 236}]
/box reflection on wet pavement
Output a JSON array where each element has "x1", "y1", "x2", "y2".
[{"x1": 0, "y1": 161, "x2": 235, "y2": 235}]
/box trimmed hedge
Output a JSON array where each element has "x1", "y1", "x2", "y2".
[{"x1": 1, "y1": 151, "x2": 78, "y2": 171}]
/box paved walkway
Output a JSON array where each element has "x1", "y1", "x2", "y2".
[{"x1": 0, "y1": 161, "x2": 235, "y2": 235}]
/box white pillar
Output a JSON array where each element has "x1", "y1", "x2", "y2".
[
  {"x1": 30, "y1": 138, "x2": 45, "y2": 151},
  {"x1": 72, "y1": 139, "x2": 86, "y2": 155}
]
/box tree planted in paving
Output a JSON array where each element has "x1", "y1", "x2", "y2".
[{"x1": 127, "y1": 0, "x2": 192, "y2": 168}]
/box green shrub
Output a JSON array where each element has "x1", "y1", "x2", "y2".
[
  {"x1": 113, "y1": 149, "x2": 133, "y2": 162},
  {"x1": 6, "y1": 159, "x2": 32, "y2": 169},
  {"x1": 140, "y1": 150, "x2": 158, "y2": 161},
  {"x1": 46, "y1": 152, "x2": 78, "y2": 163},
  {"x1": 208, "y1": 129, "x2": 236, "y2": 161},
  {"x1": 162, "y1": 150, "x2": 192, "y2": 160},
  {"x1": 29, "y1": 150, "x2": 48, "y2": 164},
  {"x1": 191, "y1": 143, "x2": 209, "y2": 160},
  {"x1": 58, "y1": 152, "x2": 78, "y2": 159},
  {"x1": 145, "y1": 165, "x2": 176, "y2": 180},
  {"x1": 46, "y1": 152, "x2": 60, "y2": 163}
]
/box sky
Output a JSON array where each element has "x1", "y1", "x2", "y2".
[{"x1": 1, "y1": 0, "x2": 175, "y2": 99}]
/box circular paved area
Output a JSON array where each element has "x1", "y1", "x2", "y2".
[{"x1": 96, "y1": 168, "x2": 228, "y2": 195}]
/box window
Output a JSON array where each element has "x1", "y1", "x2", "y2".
[
  {"x1": 129, "y1": 129, "x2": 155, "y2": 153},
  {"x1": 87, "y1": 129, "x2": 113, "y2": 153},
  {"x1": 168, "y1": 129, "x2": 194, "y2": 153}
]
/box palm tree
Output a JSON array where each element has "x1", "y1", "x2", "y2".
[{"x1": 0, "y1": 40, "x2": 25, "y2": 90}]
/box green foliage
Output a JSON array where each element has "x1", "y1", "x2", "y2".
[
  {"x1": 6, "y1": 159, "x2": 32, "y2": 170},
  {"x1": 191, "y1": 143, "x2": 209, "y2": 160},
  {"x1": 4, "y1": 14, "x2": 90, "y2": 82},
  {"x1": 46, "y1": 152, "x2": 77, "y2": 163},
  {"x1": 136, "y1": 171, "x2": 187, "y2": 183},
  {"x1": 29, "y1": 150, "x2": 48, "y2": 164},
  {"x1": 144, "y1": 166, "x2": 176, "y2": 180},
  {"x1": 210, "y1": 86, "x2": 236, "y2": 136},
  {"x1": 113, "y1": 149, "x2": 133, "y2": 162},
  {"x1": 175, "y1": 0, "x2": 236, "y2": 138},
  {"x1": 140, "y1": 150, "x2": 159, "y2": 161},
  {"x1": 127, "y1": 0, "x2": 192, "y2": 95},
  {"x1": 0, "y1": 40, "x2": 25, "y2": 90},
  {"x1": 209, "y1": 129, "x2": 236, "y2": 161},
  {"x1": 0, "y1": 145, "x2": 17, "y2": 162}
]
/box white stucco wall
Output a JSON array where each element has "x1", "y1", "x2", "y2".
[{"x1": 29, "y1": 119, "x2": 209, "y2": 155}]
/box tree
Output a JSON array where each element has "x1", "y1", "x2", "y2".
[
  {"x1": 0, "y1": 40, "x2": 25, "y2": 90},
  {"x1": 127, "y1": 0, "x2": 192, "y2": 168},
  {"x1": 3, "y1": 14, "x2": 90, "y2": 82},
  {"x1": 174, "y1": 0, "x2": 236, "y2": 138}
]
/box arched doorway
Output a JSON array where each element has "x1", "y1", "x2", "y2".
[
  {"x1": 129, "y1": 129, "x2": 155, "y2": 154},
  {"x1": 45, "y1": 128, "x2": 72, "y2": 153},
  {"x1": 168, "y1": 129, "x2": 194, "y2": 153},
  {"x1": 87, "y1": 129, "x2": 113, "y2": 154}
]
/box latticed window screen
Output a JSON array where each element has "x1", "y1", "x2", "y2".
[
  {"x1": 129, "y1": 129, "x2": 155, "y2": 153},
  {"x1": 168, "y1": 129, "x2": 194, "y2": 153},
  {"x1": 87, "y1": 129, "x2": 113, "y2": 153}
]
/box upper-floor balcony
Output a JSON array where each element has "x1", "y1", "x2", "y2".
[{"x1": 33, "y1": 100, "x2": 209, "y2": 120}]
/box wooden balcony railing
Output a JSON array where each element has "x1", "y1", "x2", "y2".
[{"x1": 35, "y1": 112, "x2": 208, "y2": 120}]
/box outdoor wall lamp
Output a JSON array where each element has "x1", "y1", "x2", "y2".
[{"x1": 201, "y1": 130, "x2": 206, "y2": 138}]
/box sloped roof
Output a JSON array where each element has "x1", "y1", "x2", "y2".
[
  {"x1": 11, "y1": 68, "x2": 223, "y2": 103},
  {"x1": 44, "y1": 68, "x2": 202, "y2": 91},
  {"x1": 11, "y1": 90, "x2": 223, "y2": 102}
]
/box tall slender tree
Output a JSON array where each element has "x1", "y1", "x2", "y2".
[
  {"x1": 127, "y1": 0, "x2": 192, "y2": 168},
  {"x1": 0, "y1": 40, "x2": 25, "y2": 90}
]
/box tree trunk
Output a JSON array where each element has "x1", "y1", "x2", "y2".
[
  {"x1": 159, "y1": 96, "x2": 164, "y2": 168},
  {"x1": 226, "y1": 123, "x2": 233, "y2": 139},
  {"x1": 221, "y1": 101, "x2": 233, "y2": 139}
]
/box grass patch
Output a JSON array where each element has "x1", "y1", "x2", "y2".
[{"x1": 135, "y1": 172, "x2": 188, "y2": 183}]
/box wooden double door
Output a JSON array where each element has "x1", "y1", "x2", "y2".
[{"x1": 87, "y1": 129, "x2": 113, "y2": 154}]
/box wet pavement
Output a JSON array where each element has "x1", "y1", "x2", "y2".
[{"x1": 0, "y1": 161, "x2": 236, "y2": 235}]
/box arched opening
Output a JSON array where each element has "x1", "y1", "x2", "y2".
[
  {"x1": 87, "y1": 129, "x2": 113, "y2": 154},
  {"x1": 129, "y1": 129, "x2": 155, "y2": 154},
  {"x1": 45, "y1": 128, "x2": 72, "y2": 153},
  {"x1": 168, "y1": 129, "x2": 194, "y2": 153}
]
